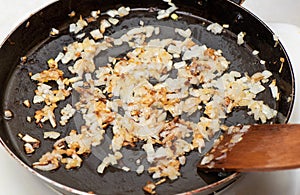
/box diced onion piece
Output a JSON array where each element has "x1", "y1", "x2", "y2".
[
  {"x1": 171, "y1": 13, "x2": 178, "y2": 20},
  {"x1": 174, "y1": 61, "x2": 186, "y2": 69},
  {"x1": 23, "y1": 99, "x2": 31, "y2": 108},
  {"x1": 206, "y1": 23, "x2": 223, "y2": 34},
  {"x1": 136, "y1": 165, "x2": 144, "y2": 175},
  {"x1": 222, "y1": 24, "x2": 229, "y2": 28},
  {"x1": 22, "y1": 134, "x2": 40, "y2": 144},
  {"x1": 100, "y1": 19, "x2": 111, "y2": 33},
  {"x1": 76, "y1": 33, "x2": 86, "y2": 39},
  {"x1": 106, "y1": 9, "x2": 119, "y2": 17},
  {"x1": 24, "y1": 143, "x2": 35, "y2": 154},
  {"x1": 91, "y1": 10, "x2": 100, "y2": 18},
  {"x1": 200, "y1": 154, "x2": 214, "y2": 165},
  {"x1": 252, "y1": 50, "x2": 259, "y2": 55},
  {"x1": 44, "y1": 131, "x2": 61, "y2": 139},
  {"x1": 69, "y1": 23, "x2": 76, "y2": 33},
  {"x1": 4, "y1": 109, "x2": 13, "y2": 120},
  {"x1": 118, "y1": 6, "x2": 130, "y2": 17},
  {"x1": 269, "y1": 79, "x2": 279, "y2": 100},
  {"x1": 108, "y1": 17, "x2": 119, "y2": 25},
  {"x1": 237, "y1": 32, "x2": 246, "y2": 45},
  {"x1": 50, "y1": 28, "x2": 59, "y2": 36},
  {"x1": 260, "y1": 60, "x2": 266, "y2": 65},
  {"x1": 90, "y1": 29, "x2": 103, "y2": 40},
  {"x1": 175, "y1": 28, "x2": 192, "y2": 38}
]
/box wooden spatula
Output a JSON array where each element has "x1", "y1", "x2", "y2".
[{"x1": 198, "y1": 124, "x2": 300, "y2": 172}]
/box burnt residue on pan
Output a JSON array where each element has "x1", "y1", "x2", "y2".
[{"x1": 0, "y1": 0, "x2": 294, "y2": 194}]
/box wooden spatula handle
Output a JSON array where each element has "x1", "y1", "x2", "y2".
[{"x1": 198, "y1": 124, "x2": 300, "y2": 172}]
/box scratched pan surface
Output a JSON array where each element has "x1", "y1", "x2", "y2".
[{"x1": 0, "y1": 0, "x2": 295, "y2": 194}]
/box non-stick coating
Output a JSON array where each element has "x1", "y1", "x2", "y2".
[{"x1": 0, "y1": 0, "x2": 294, "y2": 194}]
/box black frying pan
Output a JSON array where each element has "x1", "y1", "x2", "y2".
[{"x1": 0, "y1": 0, "x2": 295, "y2": 194}]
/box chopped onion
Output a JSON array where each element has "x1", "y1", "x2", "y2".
[
  {"x1": 237, "y1": 31, "x2": 246, "y2": 45},
  {"x1": 29, "y1": 3, "x2": 280, "y2": 192},
  {"x1": 206, "y1": 23, "x2": 223, "y2": 34}
]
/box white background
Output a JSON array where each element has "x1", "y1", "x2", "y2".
[{"x1": 1, "y1": 0, "x2": 300, "y2": 194}]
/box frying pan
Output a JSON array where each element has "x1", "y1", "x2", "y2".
[{"x1": 0, "y1": 0, "x2": 295, "y2": 194}]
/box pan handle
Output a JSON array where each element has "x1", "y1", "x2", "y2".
[{"x1": 228, "y1": 0, "x2": 245, "y2": 5}]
